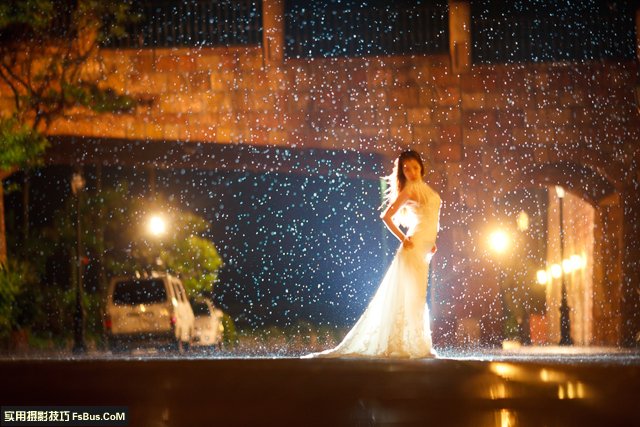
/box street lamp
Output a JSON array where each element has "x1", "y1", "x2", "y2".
[
  {"x1": 489, "y1": 230, "x2": 510, "y2": 254},
  {"x1": 517, "y1": 210, "x2": 529, "y2": 232},
  {"x1": 536, "y1": 270, "x2": 549, "y2": 286},
  {"x1": 71, "y1": 171, "x2": 86, "y2": 354},
  {"x1": 555, "y1": 185, "x2": 573, "y2": 346},
  {"x1": 146, "y1": 213, "x2": 168, "y2": 269},
  {"x1": 147, "y1": 214, "x2": 167, "y2": 237},
  {"x1": 569, "y1": 254, "x2": 583, "y2": 271}
]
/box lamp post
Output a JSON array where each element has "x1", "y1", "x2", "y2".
[
  {"x1": 556, "y1": 186, "x2": 573, "y2": 346},
  {"x1": 71, "y1": 171, "x2": 86, "y2": 354},
  {"x1": 489, "y1": 229, "x2": 510, "y2": 345}
]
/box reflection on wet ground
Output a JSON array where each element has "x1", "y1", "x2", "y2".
[{"x1": 0, "y1": 347, "x2": 639, "y2": 426}]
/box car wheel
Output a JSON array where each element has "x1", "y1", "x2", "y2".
[
  {"x1": 184, "y1": 329, "x2": 195, "y2": 353},
  {"x1": 108, "y1": 339, "x2": 127, "y2": 354},
  {"x1": 169, "y1": 338, "x2": 183, "y2": 354}
]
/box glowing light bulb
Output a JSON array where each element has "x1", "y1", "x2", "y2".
[
  {"x1": 570, "y1": 255, "x2": 583, "y2": 270},
  {"x1": 517, "y1": 211, "x2": 529, "y2": 231},
  {"x1": 148, "y1": 215, "x2": 167, "y2": 237},
  {"x1": 489, "y1": 230, "x2": 509, "y2": 254},
  {"x1": 537, "y1": 270, "x2": 548, "y2": 285}
]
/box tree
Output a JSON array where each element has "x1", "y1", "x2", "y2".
[
  {"x1": 49, "y1": 184, "x2": 224, "y2": 296},
  {"x1": 0, "y1": 259, "x2": 37, "y2": 341},
  {"x1": 0, "y1": 0, "x2": 136, "y2": 263}
]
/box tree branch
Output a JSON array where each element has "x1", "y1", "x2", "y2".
[
  {"x1": 0, "y1": 56, "x2": 31, "y2": 94},
  {"x1": 0, "y1": 65, "x2": 22, "y2": 112}
]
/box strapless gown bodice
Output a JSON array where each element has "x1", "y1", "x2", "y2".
[{"x1": 401, "y1": 180, "x2": 442, "y2": 259}]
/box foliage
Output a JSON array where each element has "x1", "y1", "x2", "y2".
[
  {"x1": 503, "y1": 313, "x2": 521, "y2": 341},
  {"x1": 161, "y1": 235, "x2": 223, "y2": 294},
  {"x1": 0, "y1": 117, "x2": 49, "y2": 170},
  {"x1": 0, "y1": 1, "x2": 55, "y2": 32},
  {"x1": 62, "y1": 83, "x2": 134, "y2": 114},
  {"x1": 0, "y1": 259, "x2": 37, "y2": 338},
  {"x1": 221, "y1": 312, "x2": 238, "y2": 348},
  {"x1": 0, "y1": 0, "x2": 137, "y2": 167}
]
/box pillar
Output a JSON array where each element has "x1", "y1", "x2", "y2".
[
  {"x1": 262, "y1": 0, "x2": 285, "y2": 66},
  {"x1": 621, "y1": 185, "x2": 640, "y2": 347},
  {"x1": 448, "y1": 0, "x2": 471, "y2": 74}
]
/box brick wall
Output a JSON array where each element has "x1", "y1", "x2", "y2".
[{"x1": 38, "y1": 47, "x2": 639, "y2": 183}]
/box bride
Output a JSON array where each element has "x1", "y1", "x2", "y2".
[{"x1": 306, "y1": 150, "x2": 441, "y2": 359}]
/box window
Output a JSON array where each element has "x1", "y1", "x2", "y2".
[{"x1": 113, "y1": 279, "x2": 168, "y2": 305}]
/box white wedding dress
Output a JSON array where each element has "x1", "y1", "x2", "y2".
[{"x1": 307, "y1": 180, "x2": 441, "y2": 359}]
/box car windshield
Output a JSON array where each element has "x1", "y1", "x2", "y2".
[
  {"x1": 113, "y1": 279, "x2": 167, "y2": 305},
  {"x1": 192, "y1": 302, "x2": 211, "y2": 316}
]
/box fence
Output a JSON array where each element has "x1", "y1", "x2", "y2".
[
  {"x1": 471, "y1": 3, "x2": 635, "y2": 63},
  {"x1": 99, "y1": 0, "x2": 634, "y2": 62},
  {"x1": 284, "y1": 0, "x2": 449, "y2": 59},
  {"x1": 104, "y1": 0, "x2": 262, "y2": 49}
]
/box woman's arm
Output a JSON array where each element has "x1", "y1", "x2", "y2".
[{"x1": 380, "y1": 189, "x2": 411, "y2": 245}]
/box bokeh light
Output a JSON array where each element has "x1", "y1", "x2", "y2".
[
  {"x1": 488, "y1": 230, "x2": 510, "y2": 254},
  {"x1": 147, "y1": 215, "x2": 167, "y2": 237}
]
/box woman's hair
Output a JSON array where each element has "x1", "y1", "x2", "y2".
[{"x1": 381, "y1": 150, "x2": 426, "y2": 211}]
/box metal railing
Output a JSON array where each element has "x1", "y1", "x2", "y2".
[
  {"x1": 472, "y1": 4, "x2": 635, "y2": 63},
  {"x1": 285, "y1": 0, "x2": 449, "y2": 59},
  {"x1": 104, "y1": 0, "x2": 262, "y2": 49},
  {"x1": 98, "y1": 0, "x2": 635, "y2": 62}
]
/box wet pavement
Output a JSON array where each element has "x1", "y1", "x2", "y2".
[{"x1": 1, "y1": 347, "x2": 639, "y2": 426}]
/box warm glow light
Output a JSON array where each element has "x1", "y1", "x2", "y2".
[
  {"x1": 70, "y1": 173, "x2": 86, "y2": 195},
  {"x1": 516, "y1": 210, "x2": 529, "y2": 231},
  {"x1": 555, "y1": 185, "x2": 565, "y2": 198},
  {"x1": 500, "y1": 409, "x2": 515, "y2": 427},
  {"x1": 570, "y1": 255, "x2": 583, "y2": 271},
  {"x1": 489, "y1": 230, "x2": 510, "y2": 254},
  {"x1": 550, "y1": 264, "x2": 562, "y2": 278},
  {"x1": 537, "y1": 270, "x2": 548, "y2": 285},
  {"x1": 539, "y1": 368, "x2": 567, "y2": 383},
  {"x1": 576, "y1": 382, "x2": 586, "y2": 398},
  {"x1": 558, "y1": 385, "x2": 566, "y2": 399},
  {"x1": 148, "y1": 215, "x2": 167, "y2": 237},
  {"x1": 562, "y1": 258, "x2": 573, "y2": 273},
  {"x1": 557, "y1": 382, "x2": 587, "y2": 400},
  {"x1": 489, "y1": 363, "x2": 520, "y2": 379},
  {"x1": 567, "y1": 382, "x2": 576, "y2": 399},
  {"x1": 489, "y1": 384, "x2": 508, "y2": 400}
]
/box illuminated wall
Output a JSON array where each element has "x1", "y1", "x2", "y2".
[{"x1": 546, "y1": 188, "x2": 595, "y2": 345}]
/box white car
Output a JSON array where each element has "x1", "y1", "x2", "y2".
[
  {"x1": 190, "y1": 298, "x2": 224, "y2": 350},
  {"x1": 105, "y1": 273, "x2": 195, "y2": 352}
]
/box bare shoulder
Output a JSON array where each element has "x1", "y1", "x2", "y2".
[{"x1": 398, "y1": 185, "x2": 415, "y2": 202}]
